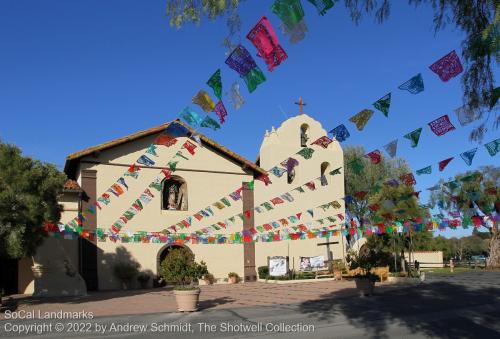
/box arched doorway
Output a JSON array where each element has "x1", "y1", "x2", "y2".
[{"x1": 155, "y1": 244, "x2": 193, "y2": 286}]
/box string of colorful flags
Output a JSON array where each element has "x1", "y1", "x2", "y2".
[
  {"x1": 62, "y1": 118, "x2": 497, "y2": 237},
  {"x1": 175, "y1": 0, "x2": 476, "y2": 135},
  {"x1": 160, "y1": 107, "x2": 460, "y2": 235},
  {"x1": 108, "y1": 143, "x2": 197, "y2": 234},
  {"x1": 46, "y1": 220, "x2": 341, "y2": 244},
  {"x1": 159, "y1": 195, "x2": 343, "y2": 236},
  {"x1": 182, "y1": 48, "x2": 478, "y2": 188},
  {"x1": 99, "y1": 123, "x2": 497, "y2": 237},
  {"x1": 52, "y1": 209, "x2": 344, "y2": 243},
  {"x1": 351, "y1": 135, "x2": 499, "y2": 180},
  {"x1": 109, "y1": 129, "x2": 336, "y2": 236},
  {"x1": 159, "y1": 139, "x2": 496, "y2": 239},
  {"x1": 324, "y1": 152, "x2": 494, "y2": 222},
  {"x1": 45, "y1": 211, "x2": 496, "y2": 245},
  {"x1": 63, "y1": 125, "x2": 202, "y2": 234},
  {"x1": 56, "y1": 177, "x2": 499, "y2": 240}
]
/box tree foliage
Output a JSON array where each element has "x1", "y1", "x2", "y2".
[
  {"x1": 344, "y1": 145, "x2": 426, "y2": 228},
  {"x1": 429, "y1": 166, "x2": 499, "y2": 267},
  {"x1": 366, "y1": 231, "x2": 489, "y2": 265},
  {"x1": 166, "y1": 0, "x2": 241, "y2": 27},
  {"x1": 166, "y1": 0, "x2": 499, "y2": 140},
  {"x1": 0, "y1": 142, "x2": 66, "y2": 259}
]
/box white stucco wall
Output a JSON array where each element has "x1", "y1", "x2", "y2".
[
  {"x1": 405, "y1": 251, "x2": 444, "y2": 268},
  {"x1": 19, "y1": 192, "x2": 81, "y2": 295}
]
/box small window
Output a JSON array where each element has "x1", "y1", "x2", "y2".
[
  {"x1": 300, "y1": 124, "x2": 309, "y2": 147},
  {"x1": 320, "y1": 162, "x2": 330, "y2": 186},
  {"x1": 162, "y1": 176, "x2": 188, "y2": 210}
]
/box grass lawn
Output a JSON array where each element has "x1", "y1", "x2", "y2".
[{"x1": 423, "y1": 267, "x2": 483, "y2": 274}]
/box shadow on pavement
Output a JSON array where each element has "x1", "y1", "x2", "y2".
[
  {"x1": 0, "y1": 287, "x2": 174, "y2": 314},
  {"x1": 299, "y1": 273, "x2": 500, "y2": 339},
  {"x1": 199, "y1": 296, "x2": 236, "y2": 310}
]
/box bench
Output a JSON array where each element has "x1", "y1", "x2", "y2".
[
  {"x1": 315, "y1": 269, "x2": 335, "y2": 279},
  {"x1": 345, "y1": 266, "x2": 389, "y2": 282}
]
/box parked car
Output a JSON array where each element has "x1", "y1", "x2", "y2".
[{"x1": 470, "y1": 255, "x2": 487, "y2": 263}]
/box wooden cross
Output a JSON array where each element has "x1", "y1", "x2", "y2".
[
  {"x1": 294, "y1": 97, "x2": 306, "y2": 115},
  {"x1": 317, "y1": 240, "x2": 339, "y2": 246},
  {"x1": 317, "y1": 237, "x2": 339, "y2": 264}
]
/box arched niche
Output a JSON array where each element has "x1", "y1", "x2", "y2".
[
  {"x1": 162, "y1": 176, "x2": 188, "y2": 211},
  {"x1": 320, "y1": 162, "x2": 331, "y2": 186}
]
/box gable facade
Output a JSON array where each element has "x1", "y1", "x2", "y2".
[{"x1": 36, "y1": 115, "x2": 346, "y2": 292}]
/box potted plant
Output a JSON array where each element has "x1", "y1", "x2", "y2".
[
  {"x1": 228, "y1": 272, "x2": 240, "y2": 284},
  {"x1": 159, "y1": 248, "x2": 208, "y2": 312},
  {"x1": 346, "y1": 249, "x2": 378, "y2": 296},
  {"x1": 137, "y1": 273, "x2": 151, "y2": 289}
]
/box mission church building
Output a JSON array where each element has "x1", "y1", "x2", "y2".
[{"x1": 15, "y1": 108, "x2": 345, "y2": 294}]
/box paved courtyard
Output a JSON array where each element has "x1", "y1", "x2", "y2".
[
  {"x1": 1, "y1": 272, "x2": 500, "y2": 338},
  {"x1": 2, "y1": 279, "x2": 371, "y2": 318}
]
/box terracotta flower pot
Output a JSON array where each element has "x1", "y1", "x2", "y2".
[
  {"x1": 354, "y1": 277, "x2": 375, "y2": 296},
  {"x1": 334, "y1": 271, "x2": 342, "y2": 280},
  {"x1": 174, "y1": 288, "x2": 200, "y2": 312}
]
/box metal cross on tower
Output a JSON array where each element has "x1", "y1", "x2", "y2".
[{"x1": 294, "y1": 97, "x2": 306, "y2": 115}]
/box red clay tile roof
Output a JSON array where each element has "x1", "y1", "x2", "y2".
[
  {"x1": 63, "y1": 179, "x2": 82, "y2": 191},
  {"x1": 64, "y1": 120, "x2": 266, "y2": 178}
]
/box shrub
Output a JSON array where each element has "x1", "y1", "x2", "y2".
[
  {"x1": 203, "y1": 273, "x2": 215, "y2": 285},
  {"x1": 346, "y1": 249, "x2": 379, "y2": 282},
  {"x1": 351, "y1": 245, "x2": 394, "y2": 281},
  {"x1": 228, "y1": 272, "x2": 240, "y2": 282},
  {"x1": 294, "y1": 272, "x2": 315, "y2": 280},
  {"x1": 266, "y1": 274, "x2": 290, "y2": 280},
  {"x1": 257, "y1": 266, "x2": 269, "y2": 279},
  {"x1": 332, "y1": 260, "x2": 348, "y2": 273},
  {"x1": 137, "y1": 273, "x2": 151, "y2": 288},
  {"x1": 158, "y1": 248, "x2": 208, "y2": 290},
  {"x1": 113, "y1": 262, "x2": 140, "y2": 289}
]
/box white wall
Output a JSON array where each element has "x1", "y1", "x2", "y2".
[{"x1": 405, "y1": 251, "x2": 444, "y2": 268}]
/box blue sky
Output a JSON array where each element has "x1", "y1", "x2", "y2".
[{"x1": 0, "y1": 1, "x2": 498, "y2": 238}]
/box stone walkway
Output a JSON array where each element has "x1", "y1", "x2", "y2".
[{"x1": 1, "y1": 280, "x2": 402, "y2": 318}]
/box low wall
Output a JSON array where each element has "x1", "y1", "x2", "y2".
[{"x1": 405, "y1": 251, "x2": 444, "y2": 268}]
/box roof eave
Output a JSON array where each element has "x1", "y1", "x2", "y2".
[{"x1": 63, "y1": 120, "x2": 266, "y2": 178}]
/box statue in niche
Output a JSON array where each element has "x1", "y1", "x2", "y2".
[
  {"x1": 287, "y1": 168, "x2": 296, "y2": 184},
  {"x1": 300, "y1": 127, "x2": 309, "y2": 147},
  {"x1": 165, "y1": 180, "x2": 188, "y2": 210},
  {"x1": 167, "y1": 185, "x2": 179, "y2": 210}
]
